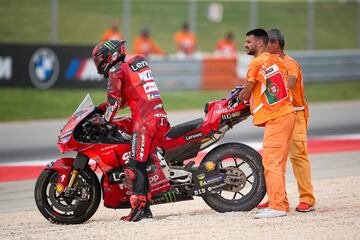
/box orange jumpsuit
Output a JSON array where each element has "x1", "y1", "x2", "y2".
[
  {"x1": 174, "y1": 31, "x2": 197, "y2": 54},
  {"x1": 101, "y1": 29, "x2": 123, "y2": 41},
  {"x1": 215, "y1": 39, "x2": 237, "y2": 57},
  {"x1": 284, "y1": 54, "x2": 316, "y2": 206},
  {"x1": 133, "y1": 36, "x2": 164, "y2": 57},
  {"x1": 247, "y1": 52, "x2": 295, "y2": 212}
]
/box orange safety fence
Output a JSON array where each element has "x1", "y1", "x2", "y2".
[{"x1": 201, "y1": 57, "x2": 245, "y2": 90}]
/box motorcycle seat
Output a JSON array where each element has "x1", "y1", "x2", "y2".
[{"x1": 166, "y1": 118, "x2": 204, "y2": 139}]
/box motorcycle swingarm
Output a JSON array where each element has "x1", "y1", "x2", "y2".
[{"x1": 190, "y1": 168, "x2": 228, "y2": 196}]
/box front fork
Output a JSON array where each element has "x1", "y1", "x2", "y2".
[
  {"x1": 54, "y1": 153, "x2": 90, "y2": 194},
  {"x1": 67, "y1": 153, "x2": 90, "y2": 189}
]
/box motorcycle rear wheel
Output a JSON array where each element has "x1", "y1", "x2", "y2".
[
  {"x1": 201, "y1": 143, "x2": 266, "y2": 212},
  {"x1": 34, "y1": 168, "x2": 101, "y2": 224}
]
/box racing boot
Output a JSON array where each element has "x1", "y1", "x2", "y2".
[
  {"x1": 121, "y1": 194, "x2": 148, "y2": 222},
  {"x1": 143, "y1": 192, "x2": 153, "y2": 219}
]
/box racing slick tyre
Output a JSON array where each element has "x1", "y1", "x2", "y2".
[
  {"x1": 34, "y1": 168, "x2": 101, "y2": 224},
  {"x1": 200, "y1": 143, "x2": 266, "y2": 212}
]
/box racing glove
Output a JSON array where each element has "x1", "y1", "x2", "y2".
[{"x1": 228, "y1": 95, "x2": 241, "y2": 110}]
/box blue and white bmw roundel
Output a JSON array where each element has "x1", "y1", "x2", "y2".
[{"x1": 29, "y1": 48, "x2": 59, "y2": 89}]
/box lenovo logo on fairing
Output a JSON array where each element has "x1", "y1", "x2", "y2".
[{"x1": 185, "y1": 132, "x2": 203, "y2": 141}]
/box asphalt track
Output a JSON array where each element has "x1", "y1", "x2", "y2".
[
  {"x1": 0, "y1": 100, "x2": 359, "y2": 164},
  {"x1": 0, "y1": 100, "x2": 360, "y2": 214}
]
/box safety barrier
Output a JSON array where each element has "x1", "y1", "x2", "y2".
[{"x1": 0, "y1": 43, "x2": 359, "y2": 90}]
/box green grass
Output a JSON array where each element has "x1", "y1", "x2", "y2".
[
  {"x1": 304, "y1": 80, "x2": 360, "y2": 102},
  {"x1": 0, "y1": 80, "x2": 359, "y2": 122},
  {"x1": 0, "y1": 0, "x2": 358, "y2": 51}
]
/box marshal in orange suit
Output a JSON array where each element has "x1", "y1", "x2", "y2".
[
  {"x1": 238, "y1": 28, "x2": 295, "y2": 219},
  {"x1": 266, "y1": 28, "x2": 315, "y2": 212}
]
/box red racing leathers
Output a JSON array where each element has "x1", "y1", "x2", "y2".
[{"x1": 98, "y1": 55, "x2": 170, "y2": 195}]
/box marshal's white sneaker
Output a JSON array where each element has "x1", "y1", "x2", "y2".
[{"x1": 254, "y1": 208, "x2": 287, "y2": 219}]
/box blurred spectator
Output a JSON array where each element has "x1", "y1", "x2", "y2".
[
  {"x1": 215, "y1": 31, "x2": 237, "y2": 58},
  {"x1": 133, "y1": 27, "x2": 165, "y2": 57},
  {"x1": 101, "y1": 19, "x2": 123, "y2": 41},
  {"x1": 174, "y1": 22, "x2": 197, "y2": 56}
]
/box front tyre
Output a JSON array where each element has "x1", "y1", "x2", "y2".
[
  {"x1": 201, "y1": 143, "x2": 266, "y2": 212},
  {"x1": 34, "y1": 168, "x2": 101, "y2": 224}
]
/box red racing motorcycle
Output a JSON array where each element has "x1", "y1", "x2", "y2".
[{"x1": 34, "y1": 87, "x2": 266, "y2": 224}]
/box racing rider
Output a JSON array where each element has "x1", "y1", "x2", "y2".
[{"x1": 92, "y1": 40, "x2": 170, "y2": 222}]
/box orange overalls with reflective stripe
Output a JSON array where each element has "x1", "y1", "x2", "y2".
[
  {"x1": 284, "y1": 54, "x2": 316, "y2": 206},
  {"x1": 247, "y1": 52, "x2": 295, "y2": 211}
]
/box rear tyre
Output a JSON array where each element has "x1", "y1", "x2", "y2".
[
  {"x1": 201, "y1": 143, "x2": 266, "y2": 212},
  {"x1": 34, "y1": 168, "x2": 101, "y2": 224}
]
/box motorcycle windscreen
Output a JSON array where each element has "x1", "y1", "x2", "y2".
[{"x1": 59, "y1": 94, "x2": 95, "y2": 142}]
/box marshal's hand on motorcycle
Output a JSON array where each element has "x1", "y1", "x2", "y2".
[{"x1": 228, "y1": 95, "x2": 242, "y2": 110}]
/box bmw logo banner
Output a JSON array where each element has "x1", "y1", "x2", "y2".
[{"x1": 0, "y1": 44, "x2": 106, "y2": 89}]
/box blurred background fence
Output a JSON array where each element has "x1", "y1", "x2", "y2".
[
  {"x1": 1, "y1": 0, "x2": 359, "y2": 51},
  {"x1": 0, "y1": 0, "x2": 360, "y2": 90}
]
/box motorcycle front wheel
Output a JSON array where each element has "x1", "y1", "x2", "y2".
[
  {"x1": 200, "y1": 143, "x2": 266, "y2": 212},
  {"x1": 34, "y1": 167, "x2": 101, "y2": 224}
]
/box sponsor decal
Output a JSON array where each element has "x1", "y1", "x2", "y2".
[
  {"x1": 0, "y1": 56, "x2": 12, "y2": 80},
  {"x1": 207, "y1": 182, "x2": 227, "y2": 191},
  {"x1": 138, "y1": 70, "x2": 154, "y2": 81},
  {"x1": 202, "y1": 175, "x2": 224, "y2": 185},
  {"x1": 146, "y1": 164, "x2": 156, "y2": 173},
  {"x1": 163, "y1": 191, "x2": 176, "y2": 202},
  {"x1": 110, "y1": 171, "x2": 124, "y2": 182},
  {"x1": 214, "y1": 108, "x2": 230, "y2": 115},
  {"x1": 193, "y1": 188, "x2": 206, "y2": 196},
  {"x1": 147, "y1": 92, "x2": 161, "y2": 100},
  {"x1": 265, "y1": 64, "x2": 280, "y2": 76},
  {"x1": 185, "y1": 132, "x2": 203, "y2": 141},
  {"x1": 56, "y1": 183, "x2": 64, "y2": 193},
  {"x1": 28, "y1": 48, "x2": 60, "y2": 89},
  {"x1": 143, "y1": 81, "x2": 159, "y2": 93},
  {"x1": 149, "y1": 175, "x2": 160, "y2": 184},
  {"x1": 101, "y1": 146, "x2": 117, "y2": 151},
  {"x1": 221, "y1": 112, "x2": 241, "y2": 120},
  {"x1": 154, "y1": 113, "x2": 167, "y2": 118},
  {"x1": 153, "y1": 104, "x2": 163, "y2": 110},
  {"x1": 60, "y1": 174, "x2": 66, "y2": 182},
  {"x1": 104, "y1": 41, "x2": 117, "y2": 50},
  {"x1": 139, "y1": 134, "x2": 145, "y2": 160},
  {"x1": 131, "y1": 133, "x2": 137, "y2": 158},
  {"x1": 129, "y1": 58, "x2": 149, "y2": 72},
  {"x1": 204, "y1": 161, "x2": 216, "y2": 171},
  {"x1": 65, "y1": 58, "x2": 102, "y2": 81},
  {"x1": 197, "y1": 173, "x2": 206, "y2": 180}
]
